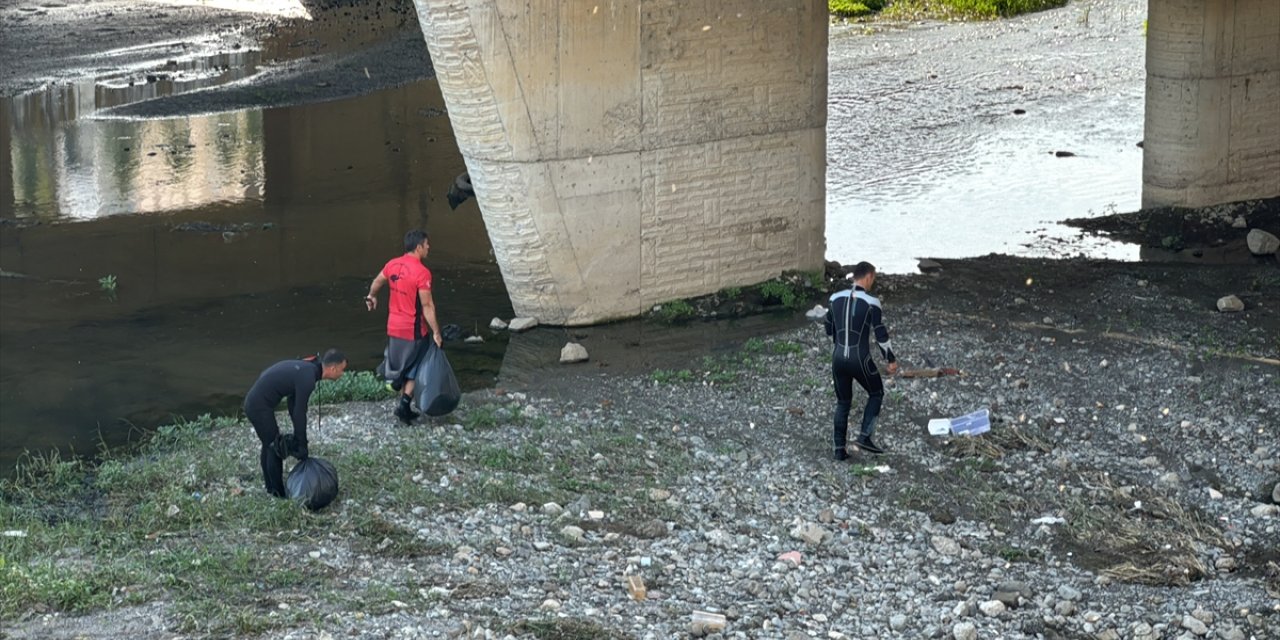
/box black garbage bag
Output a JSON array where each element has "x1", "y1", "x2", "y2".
[
  {"x1": 413, "y1": 341, "x2": 461, "y2": 417},
  {"x1": 286, "y1": 457, "x2": 339, "y2": 511}
]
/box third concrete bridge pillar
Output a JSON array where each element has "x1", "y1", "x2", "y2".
[{"x1": 412, "y1": 0, "x2": 827, "y2": 325}]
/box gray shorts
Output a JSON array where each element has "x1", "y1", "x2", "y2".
[{"x1": 384, "y1": 337, "x2": 428, "y2": 384}]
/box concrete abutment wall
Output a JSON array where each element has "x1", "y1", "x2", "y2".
[{"x1": 412, "y1": 0, "x2": 827, "y2": 325}]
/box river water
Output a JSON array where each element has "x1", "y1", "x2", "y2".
[{"x1": 0, "y1": 1, "x2": 1149, "y2": 470}]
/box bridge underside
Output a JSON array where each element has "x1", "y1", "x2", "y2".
[
  {"x1": 412, "y1": 0, "x2": 827, "y2": 325},
  {"x1": 1144, "y1": 0, "x2": 1280, "y2": 208}
]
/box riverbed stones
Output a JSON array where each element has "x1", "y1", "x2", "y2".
[
  {"x1": 789, "y1": 522, "x2": 830, "y2": 545},
  {"x1": 930, "y1": 535, "x2": 961, "y2": 556},
  {"x1": 508, "y1": 317, "x2": 538, "y2": 332},
  {"x1": 559, "y1": 342, "x2": 588, "y2": 364},
  {"x1": 952, "y1": 621, "x2": 978, "y2": 640},
  {"x1": 489, "y1": 317, "x2": 507, "y2": 330},
  {"x1": 1273, "y1": 481, "x2": 1280, "y2": 503},
  {"x1": 1181, "y1": 614, "x2": 1208, "y2": 635},
  {"x1": 979, "y1": 600, "x2": 1006, "y2": 617},
  {"x1": 1216, "y1": 296, "x2": 1244, "y2": 312},
  {"x1": 1246, "y1": 229, "x2": 1279, "y2": 255},
  {"x1": 1251, "y1": 504, "x2": 1278, "y2": 517}
]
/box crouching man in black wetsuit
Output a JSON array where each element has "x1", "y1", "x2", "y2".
[
  {"x1": 244, "y1": 349, "x2": 347, "y2": 497},
  {"x1": 825, "y1": 262, "x2": 898, "y2": 459}
]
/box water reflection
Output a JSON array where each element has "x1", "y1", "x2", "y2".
[{"x1": 7, "y1": 52, "x2": 265, "y2": 221}]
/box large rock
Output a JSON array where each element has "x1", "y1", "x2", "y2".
[
  {"x1": 1246, "y1": 229, "x2": 1279, "y2": 255},
  {"x1": 489, "y1": 317, "x2": 508, "y2": 330},
  {"x1": 1216, "y1": 296, "x2": 1244, "y2": 313},
  {"x1": 508, "y1": 317, "x2": 539, "y2": 332},
  {"x1": 1272, "y1": 481, "x2": 1280, "y2": 504},
  {"x1": 559, "y1": 342, "x2": 589, "y2": 364}
]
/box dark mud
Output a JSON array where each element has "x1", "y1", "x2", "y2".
[{"x1": 1066, "y1": 197, "x2": 1280, "y2": 265}]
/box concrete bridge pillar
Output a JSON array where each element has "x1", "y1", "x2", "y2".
[
  {"x1": 1144, "y1": 0, "x2": 1280, "y2": 208},
  {"x1": 411, "y1": 0, "x2": 827, "y2": 325}
]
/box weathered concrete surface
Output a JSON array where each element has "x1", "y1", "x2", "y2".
[
  {"x1": 412, "y1": 0, "x2": 827, "y2": 325},
  {"x1": 1143, "y1": 0, "x2": 1280, "y2": 208}
]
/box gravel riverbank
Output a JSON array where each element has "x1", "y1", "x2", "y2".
[{"x1": 5, "y1": 255, "x2": 1277, "y2": 640}]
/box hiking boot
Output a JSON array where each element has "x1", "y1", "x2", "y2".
[
  {"x1": 832, "y1": 448, "x2": 850, "y2": 462},
  {"x1": 855, "y1": 436, "x2": 885, "y2": 455}
]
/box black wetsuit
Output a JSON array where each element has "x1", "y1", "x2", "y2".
[
  {"x1": 244, "y1": 358, "x2": 321, "y2": 497},
  {"x1": 824, "y1": 286, "x2": 897, "y2": 455}
]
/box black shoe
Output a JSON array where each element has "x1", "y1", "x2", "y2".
[
  {"x1": 394, "y1": 402, "x2": 419, "y2": 425},
  {"x1": 832, "y1": 448, "x2": 850, "y2": 461},
  {"x1": 855, "y1": 436, "x2": 885, "y2": 455}
]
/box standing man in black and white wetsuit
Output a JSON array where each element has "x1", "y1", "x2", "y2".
[{"x1": 825, "y1": 261, "x2": 898, "y2": 459}]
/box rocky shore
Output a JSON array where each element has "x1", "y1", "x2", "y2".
[{"x1": 5, "y1": 253, "x2": 1277, "y2": 640}]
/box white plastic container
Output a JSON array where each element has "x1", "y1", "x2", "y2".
[{"x1": 927, "y1": 418, "x2": 952, "y2": 436}]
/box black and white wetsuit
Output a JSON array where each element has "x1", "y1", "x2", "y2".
[{"x1": 824, "y1": 285, "x2": 897, "y2": 454}]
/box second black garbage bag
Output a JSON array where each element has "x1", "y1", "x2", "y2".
[{"x1": 413, "y1": 340, "x2": 461, "y2": 417}]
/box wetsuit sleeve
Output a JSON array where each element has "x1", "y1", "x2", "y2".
[
  {"x1": 871, "y1": 304, "x2": 896, "y2": 362},
  {"x1": 290, "y1": 371, "x2": 317, "y2": 443},
  {"x1": 824, "y1": 303, "x2": 834, "y2": 337}
]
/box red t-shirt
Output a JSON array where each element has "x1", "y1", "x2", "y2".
[{"x1": 381, "y1": 254, "x2": 432, "y2": 341}]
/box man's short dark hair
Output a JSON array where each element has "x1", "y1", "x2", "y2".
[
  {"x1": 403, "y1": 229, "x2": 428, "y2": 253},
  {"x1": 321, "y1": 348, "x2": 347, "y2": 366},
  {"x1": 853, "y1": 261, "x2": 876, "y2": 280}
]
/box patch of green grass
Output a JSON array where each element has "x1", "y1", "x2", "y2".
[
  {"x1": 829, "y1": 0, "x2": 882, "y2": 18},
  {"x1": 758, "y1": 280, "x2": 801, "y2": 309},
  {"x1": 654, "y1": 299, "x2": 697, "y2": 323},
  {"x1": 883, "y1": 0, "x2": 1066, "y2": 19},
  {"x1": 351, "y1": 512, "x2": 451, "y2": 558},
  {"x1": 743, "y1": 337, "x2": 767, "y2": 354},
  {"x1": 312, "y1": 370, "x2": 393, "y2": 405},
  {"x1": 995, "y1": 545, "x2": 1043, "y2": 563},
  {"x1": 849, "y1": 464, "x2": 879, "y2": 477},
  {"x1": 961, "y1": 457, "x2": 1002, "y2": 473},
  {"x1": 720, "y1": 286, "x2": 742, "y2": 298},
  {"x1": 768, "y1": 340, "x2": 806, "y2": 356},
  {"x1": 476, "y1": 444, "x2": 544, "y2": 472},
  {"x1": 651, "y1": 368, "x2": 695, "y2": 384},
  {"x1": 897, "y1": 484, "x2": 931, "y2": 510}
]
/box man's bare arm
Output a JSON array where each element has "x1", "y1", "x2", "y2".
[
  {"x1": 365, "y1": 273, "x2": 388, "y2": 310},
  {"x1": 419, "y1": 288, "x2": 442, "y2": 347}
]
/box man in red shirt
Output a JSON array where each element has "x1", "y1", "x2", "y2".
[{"x1": 365, "y1": 229, "x2": 443, "y2": 423}]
